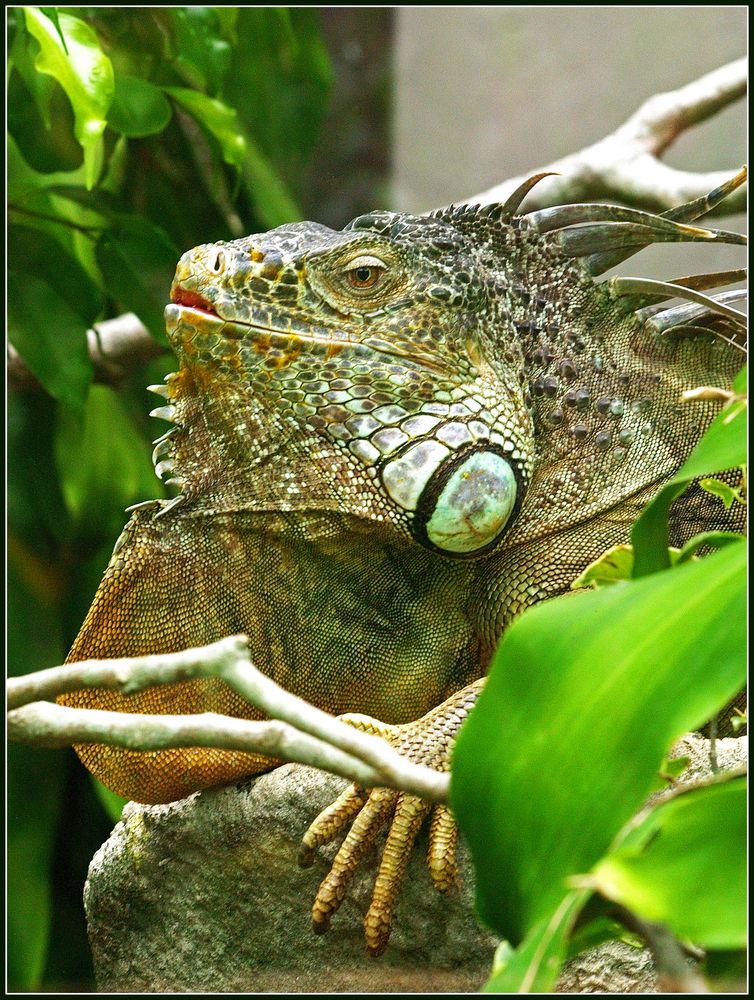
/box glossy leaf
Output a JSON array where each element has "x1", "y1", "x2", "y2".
[
  {"x1": 23, "y1": 8, "x2": 114, "y2": 189},
  {"x1": 571, "y1": 543, "x2": 635, "y2": 588},
  {"x1": 223, "y1": 10, "x2": 332, "y2": 194},
  {"x1": 9, "y1": 16, "x2": 55, "y2": 128},
  {"x1": 631, "y1": 365, "x2": 747, "y2": 576},
  {"x1": 10, "y1": 223, "x2": 103, "y2": 323},
  {"x1": 565, "y1": 916, "x2": 643, "y2": 960},
  {"x1": 242, "y1": 135, "x2": 303, "y2": 227},
  {"x1": 163, "y1": 86, "x2": 247, "y2": 170},
  {"x1": 8, "y1": 128, "x2": 84, "y2": 201},
  {"x1": 108, "y1": 73, "x2": 172, "y2": 138},
  {"x1": 592, "y1": 778, "x2": 746, "y2": 949},
  {"x1": 164, "y1": 85, "x2": 301, "y2": 227},
  {"x1": 39, "y1": 7, "x2": 68, "y2": 51},
  {"x1": 91, "y1": 776, "x2": 128, "y2": 825},
  {"x1": 54, "y1": 384, "x2": 162, "y2": 536},
  {"x1": 675, "y1": 530, "x2": 745, "y2": 564},
  {"x1": 168, "y1": 7, "x2": 231, "y2": 95},
  {"x1": 8, "y1": 271, "x2": 93, "y2": 411},
  {"x1": 699, "y1": 475, "x2": 746, "y2": 509},
  {"x1": 451, "y1": 539, "x2": 745, "y2": 949},
  {"x1": 7, "y1": 559, "x2": 67, "y2": 990},
  {"x1": 95, "y1": 218, "x2": 178, "y2": 339}
]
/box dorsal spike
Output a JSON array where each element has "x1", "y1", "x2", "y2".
[
  {"x1": 524, "y1": 204, "x2": 731, "y2": 239},
  {"x1": 559, "y1": 220, "x2": 745, "y2": 261},
  {"x1": 610, "y1": 277, "x2": 747, "y2": 324},
  {"x1": 585, "y1": 168, "x2": 748, "y2": 275},
  {"x1": 499, "y1": 172, "x2": 560, "y2": 218},
  {"x1": 662, "y1": 165, "x2": 747, "y2": 224}
]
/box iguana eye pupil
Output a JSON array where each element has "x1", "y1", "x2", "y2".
[{"x1": 348, "y1": 266, "x2": 381, "y2": 288}]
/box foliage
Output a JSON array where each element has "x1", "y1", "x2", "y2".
[
  {"x1": 452, "y1": 371, "x2": 747, "y2": 992},
  {"x1": 7, "y1": 6, "x2": 334, "y2": 990}
]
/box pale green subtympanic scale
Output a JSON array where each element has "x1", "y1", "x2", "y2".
[
  {"x1": 425, "y1": 451, "x2": 517, "y2": 553},
  {"x1": 381, "y1": 441, "x2": 517, "y2": 554}
]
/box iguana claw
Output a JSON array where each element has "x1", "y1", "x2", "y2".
[
  {"x1": 303, "y1": 780, "x2": 455, "y2": 955},
  {"x1": 300, "y1": 688, "x2": 479, "y2": 955}
]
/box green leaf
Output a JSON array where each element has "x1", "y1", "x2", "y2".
[
  {"x1": 163, "y1": 86, "x2": 302, "y2": 227},
  {"x1": 631, "y1": 366, "x2": 746, "y2": 576},
  {"x1": 108, "y1": 73, "x2": 172, "y2": 138},
  {"x1": 703, "y1": 948, "x2": 747, "y2": 990},
  {"x1": 40, "y1": 7, "x2": 68, "y2": 52},
  {"x1": 565, "y1": 916, "x2": 642, "y2": 960},
  {"x1": 592, "y1": 778, "x2": 745, "y2": 949},
  {"x1": 9, "y1": 15, "x2": 56, "y2": 128},
  {"x1": 675, "y1": 530, "x2": 745, "y2": 564},
  {"x1": 699, "y1": 475, "x2": 746, "y2": 509},
  {"x1": 7, "y1": 559, "x2": 67, "y2": 990},
  {"x1": 23, "y1": 8, "x2": 114, "y2": 189},
  {"x1": 7, "y1": 745, "x2": 66, "y2": 990},
  {"x1": 222, "y1": 9, "x2": 332, "y2": 198},
  {"x1": 647, "y1": 754, "x2": 691, "y2": 793},
  {"x1": 8, "y1": 271, "x2": 93, "y2": 411},
  {"x1": 660, "y1": 754, "x2": 690, "y2": 781},
  {"x1": 8, "y1": 132, "x2": 88, "y2": 202},
  {"x1": 163, "y1": 86, "x2": 246, "y2": 170},
  {"x1": 168, "y1": 7, "x2": 231, "y2": 95},
  {"x1": 91, "y1": 775, "x2": 128, "y2": 824},
  {"x1": 483, "y1": 891, "x2": 587, "y2": 992},
  {"x1": 242, "y1": 135, "x2": 302, "y2": 227},
  {"x1": 10, "y1": 223, "x2": 103, "y2": 324},
  {"x1": 95, "y1": 218, "x2": 178, "y2": 340},
  {"x1": 54, "y1": 384, "x2": 162, "y2": 535},
  {"x1": 571, "y1": 543, "x2": 634, "y2": 588},
  {"x1": 451, "y1": 539, "x2": 745, "y2": 949},
  {"x1": 212, "y1": 6, "x2": 239, "y2": 42}
]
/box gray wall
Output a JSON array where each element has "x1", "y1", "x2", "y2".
[
  {"x1": 394, "y1": 6, "x2": 747, "y2": 211},
  {"x1": 393, "y1": 7, "x2": 747, "y2": 279}
]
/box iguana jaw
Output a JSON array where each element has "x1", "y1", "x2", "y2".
[
  {"x1": 164, "y1": 302, "x2": 457, "y2": 377},
  {"x1": 166, "y1": 301, "x2": 362, "y2": 352}
]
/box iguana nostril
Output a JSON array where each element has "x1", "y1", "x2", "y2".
[{"x1": 211, "y1": 251, "x2": 225, "y2": 274}]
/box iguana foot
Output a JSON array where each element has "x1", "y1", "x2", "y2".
[{"x1": 299, "y1": 684, "x2": 482, "y2": 955}]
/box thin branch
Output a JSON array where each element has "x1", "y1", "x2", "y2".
[
  {"x1": 7, "y1": 313, "x2": 165, "y2": 392},
  {"x1": 614, "y1": 906, "x2": 708, "y2": 994},
  {"x1": 9, "y1": 203, "x2": 103, "y2": 236},
  {"x1": 6, "y1": 636, "x2": 450, "y2": 804},
  {"x1": 463, "y1": 59, "x2": 746, "y2": 216}
]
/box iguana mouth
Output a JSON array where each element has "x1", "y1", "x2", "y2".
[
  {"x1": 170, "y1": 288, "x2": 219, "y2": 316},
  {"x1": 166, "y1": 301, "x2": 450, "y2": 373}
]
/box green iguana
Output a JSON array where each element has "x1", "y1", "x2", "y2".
[{"x1": 61, "y1": 169, "x2": 747, "y2": 955}]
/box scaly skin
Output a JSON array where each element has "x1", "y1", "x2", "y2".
[{"x1": 61, "y1": 183, "x2": 745, "y2": 954}]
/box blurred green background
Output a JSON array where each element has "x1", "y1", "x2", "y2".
[
  {"x1": 7, "y1": 7, "x2": 392, "y2": 989},
  {"x1": 6, "y1": 6, "x2": 746, "y2": 991}
]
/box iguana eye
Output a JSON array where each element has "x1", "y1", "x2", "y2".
[{"x1": 343, "y1": 256, "x2": 387, "y2": 290}]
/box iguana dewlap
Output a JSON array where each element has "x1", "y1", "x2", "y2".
[{"x1": 61, "y1": 175, "x2": 746, "y2": 953}]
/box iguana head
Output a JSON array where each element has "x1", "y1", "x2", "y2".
[
  {"x1": 162, "y1": 212, "x2": 534, "y2": 558},
  {"x1": 157, "y1": 174, "x2": 745, "y2": 561}
]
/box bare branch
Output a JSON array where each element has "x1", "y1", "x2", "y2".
[
  {"x1": 6, "y1": 636, "x2": 450, "y2": 804},
  {"x1": 614, "y1": 906, "x2": 708, "y2": 994},
  {"x1": 7, "y1": 312, "x2": 164, "y2": 393},
  {"x1": 463, "y1": 59, "x2": 746, "y2": 216}
]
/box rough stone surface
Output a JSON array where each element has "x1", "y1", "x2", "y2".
[
  {"x1": 85, "y1": 735, "x2": 745, "y2": 992},
  {"x1": 86, "y1": 764, "x2": 498, "y2": 992}
]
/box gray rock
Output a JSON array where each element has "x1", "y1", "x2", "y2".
[
  {"x1": 86, "y1": 763, "x2": 498, "y2": 992},
  {"x1": 85, "y1": 735, "x2": 745, "y2": 992}
]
